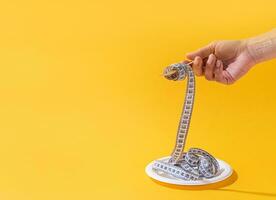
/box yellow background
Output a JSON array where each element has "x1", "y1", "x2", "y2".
[{"x1": 0, "y1": 0, "x2": 275, "y2": 199}]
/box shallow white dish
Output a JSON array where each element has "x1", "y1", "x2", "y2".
[{"x1": 145, "y1": 156, "x2": 232, "y2": 186}]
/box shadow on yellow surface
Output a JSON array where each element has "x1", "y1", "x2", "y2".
[
  {"x1": 216, "y1": 188, "x2": 276, "y2": 197},
  {"x1": 151, "y1": 170, "x2": 276, "y2": 197}
]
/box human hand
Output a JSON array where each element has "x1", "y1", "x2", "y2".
[{"x1": 186, "y1": 40, "x2": 255, "y2": 84}]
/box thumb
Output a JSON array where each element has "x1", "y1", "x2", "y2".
[{"x1": 186, "y1": 43, "x2": 215, "y2": 60}]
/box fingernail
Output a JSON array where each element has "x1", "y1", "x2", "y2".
[
  {"x1": 216, "y1": 60, "x2": 221, "y2": 68},
  {"x1": 194, "y1": 57, "x2": 199, "y2": 65},
  {"x1": 207, "y1": 54, "x2": 215, "y2": 65}
]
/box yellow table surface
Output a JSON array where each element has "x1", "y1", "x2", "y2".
[{"x1": 0, "y1": 1, "x2": 275, "y2": 199}]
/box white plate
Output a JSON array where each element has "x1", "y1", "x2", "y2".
[{"x1": 145, "y1": 156, "x2": 232, "y2": 186}]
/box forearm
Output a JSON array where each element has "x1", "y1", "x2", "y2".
[{"x1": 246, "y1": 29, "x2": 276, "y2": 64}]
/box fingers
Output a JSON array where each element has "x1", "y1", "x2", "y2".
[
  {"x1": 205, "y1": 54, "x2": 216, "y2": 81},
  {"x1": 214, "y1": 60, "x2": 224, "y2": 82},
  {"x1": 185, "y1": 41, "x2": 237, "y2": 85},
  {"x1": 223, "y1": 70, "x2": 235, "y2": 85},
  {"x1": 186, "y1": 42, "x2": 216, "y2": 60},
  {"x1": 192, "y1": 56, "x2": 203, "y2": 76},
  {"x1": 191, "y1": 54, "x2": 216, "y2": 81},
  {"x1": 214, "y1": 60, "x2": 236, "y2": 85}
]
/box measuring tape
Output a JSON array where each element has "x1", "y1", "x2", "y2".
[{"x1": 152, "y1": 63, "x2": 219, "y2": 181}]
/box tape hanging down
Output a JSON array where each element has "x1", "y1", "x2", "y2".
[{"x1": 152, "y1": 63, "x2": 219, "y2": 181}]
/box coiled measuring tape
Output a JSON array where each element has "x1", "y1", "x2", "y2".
[{"x1": 152, "y1": 62, "x2": 219, "y2": 181}]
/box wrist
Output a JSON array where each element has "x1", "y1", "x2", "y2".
[{"x1": 245, "y1": 29, "x2": 276, "y2": 64}]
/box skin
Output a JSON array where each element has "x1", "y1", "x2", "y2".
[{"x1": 185, "y1": 29, "x2": 276, "y2": 85}]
